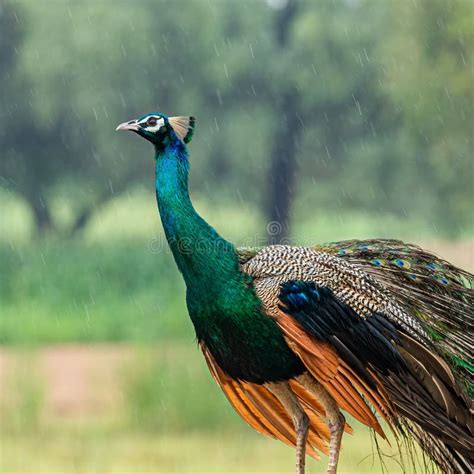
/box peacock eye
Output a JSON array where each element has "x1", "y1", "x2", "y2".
[{"x1": 147, "y1": 117, "x2": 157, "y2": 126}]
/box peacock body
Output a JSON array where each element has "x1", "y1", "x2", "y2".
[{"x1": 117, "y1": 113, "x2": 473, "y2": 474}]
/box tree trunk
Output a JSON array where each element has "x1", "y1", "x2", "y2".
[
  {"x1": 266, "y1": 0, "x2": 299, "y2": 244},
  {"x1": 69, "y1": 206, "x2": 95, "y2": 236},
  {"x1": 68, "y1": 174, "x2": 136, "y2": 236},
  {"x1": 30, "y1": 196, "x2": 53, "y2": 235},
  {"x1": 266, "y1": 91, "x2": 300, "y2": 244}
]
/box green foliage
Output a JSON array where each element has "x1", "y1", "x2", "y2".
[
  {"x1": 0, "y1": 0, "x2": 472, "y2": 344},
  {"x1": 379, "y1": 0, "x2": 474, "y2": 231},
  {"x1": 0, "y1": 0, "x2": 472, "y2": 236}
]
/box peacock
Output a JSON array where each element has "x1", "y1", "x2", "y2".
[{"x1": 116, "y1": 112, "x2": 473, "y2": 474}]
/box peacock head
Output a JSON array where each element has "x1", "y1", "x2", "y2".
[{"x1": 116, "y1": 112, "x2": 195, "y2": 147}]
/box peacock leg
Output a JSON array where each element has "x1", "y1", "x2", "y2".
[
  {"x1": 296, "y1": 373, "x2": 345, "y2": 474},
  {"x1": 265, "y1": 381, "x2": 310, "y2": 474}
]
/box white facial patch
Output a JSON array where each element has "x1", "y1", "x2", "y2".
[{"x1": 139, "y1": 116, "x2": 165, "y2": 133}]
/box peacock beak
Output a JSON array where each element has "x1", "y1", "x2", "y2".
[{"x1": 116, "y1": 120, "x2": 140, "y2": 132}]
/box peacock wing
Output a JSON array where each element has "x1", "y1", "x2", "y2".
[
  {"x1": 239, "y1": 244, "x2": 474, "y2": 469},
  {"x1": 240, "y1": 245, "x2": 403, "y2": 435}
]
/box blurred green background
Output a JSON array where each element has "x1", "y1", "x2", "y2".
[{"x1": 0, "y1": 0, "x2": 472, "y2": 472}]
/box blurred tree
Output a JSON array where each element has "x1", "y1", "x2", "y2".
[
  {"x1": 0, "y1": 0, "x2": 472, "y2": 238},
  {"x1": 380, "y1": 0, "x2": 474, "y2": 233},
  {"x1": 0, "y1": 1, "x2": 57, "y2": 232},
  {"x1": 265, "y1": 0, "x2": 300, "y2": 243}
]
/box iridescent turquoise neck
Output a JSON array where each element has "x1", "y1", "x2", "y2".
[{"x1": 154, "y1": 139, "x2": 237, "y2": 290}]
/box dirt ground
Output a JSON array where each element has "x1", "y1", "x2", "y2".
[{"x1": 0, "y1": 344, "x2": 133, "y2": 418}]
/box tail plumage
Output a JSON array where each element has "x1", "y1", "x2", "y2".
[{"x1": 320, "y1": 239, "x2": 473, "y2": 473}]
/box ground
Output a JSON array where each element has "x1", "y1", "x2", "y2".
[{"x1": 0, "y1": 344, "x2": 428, "y2": 474}]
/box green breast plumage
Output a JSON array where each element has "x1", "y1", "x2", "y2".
[{"x1": 186, "y1": 264, "x2": 304, "y2": 384}]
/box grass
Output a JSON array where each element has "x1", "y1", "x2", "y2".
[
  {"x1": 122, "y1": 344, "x2": 243, "y2": 433},
  {"x1": 0, "y1": 351, "x2": 45, "y2": 433},
  {"x1": 0, "y1": 241, "x2": 191, "y2": 344},
  {"x1": 0, "y1": 429, "x2": 419, "y2": 474},
  {"x1": 1, "y1": 189, "x2": 472, "y2": 344},
  {"x1": 2, "y1": 236, "x2": 472, "y2": 344}
]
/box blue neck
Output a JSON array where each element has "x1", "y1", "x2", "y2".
[{"x1": 154, "y1": 139, "x2": 236, "y2": 289}]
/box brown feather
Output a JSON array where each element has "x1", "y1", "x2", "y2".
[
  {"x1": 201, "y1": 343, "x2": 276, "y2": 437},
  {"x1": 200, "y1": 342, "x2": 334, "y2": 459},
  {"x1": 398, "y1": 334, "x2": 474, "y2": 436},
  {"x1": 276, "y1": 310, "x2": 390, "y2": 438}
]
